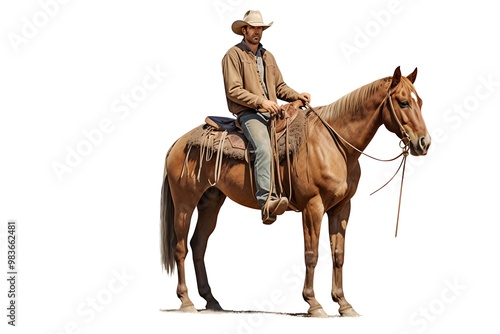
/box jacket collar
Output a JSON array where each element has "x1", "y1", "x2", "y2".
[{"x1": 236, "y1": 40, "x2": 266, "y2": 56}]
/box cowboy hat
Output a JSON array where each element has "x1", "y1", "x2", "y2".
[{"x1": 231, "y1": 10, "x2": 273, "y2": 35}]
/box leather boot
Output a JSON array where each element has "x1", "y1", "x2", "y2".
[{"x1": 262, "y1": 197, "x2": 289, "y2": 225}]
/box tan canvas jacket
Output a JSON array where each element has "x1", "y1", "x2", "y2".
[{"x1": 222, "y1": 42, "x2": 299, "y2": 115}]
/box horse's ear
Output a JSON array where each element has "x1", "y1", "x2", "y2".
[
  {"x1": 390, "y1": 66, "x2": 402, "y2": 90},
  {"x1": 407, "y1": 67, "x2": 418, "y2": 84}
]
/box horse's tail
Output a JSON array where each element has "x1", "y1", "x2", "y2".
[{"x1": 160, "y1": 152, "x2": 177, "y2": 275}]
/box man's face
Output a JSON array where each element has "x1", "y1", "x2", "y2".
[{"x1": 242, "y1": 25, "x2": 263, "y2": 45}]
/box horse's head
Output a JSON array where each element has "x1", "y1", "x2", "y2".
[{"x1": 384, "y1": 66, "x2": 431, "y2": 156}]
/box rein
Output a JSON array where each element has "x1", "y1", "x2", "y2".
[
  {"x1": 266, "y1": 105, "x2": 294, "y2": 210},
  {"x1": 305, "y1": 92, "x2": 410, "y2": 237}
]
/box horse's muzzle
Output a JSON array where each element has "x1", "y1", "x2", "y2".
[{"x1": 410, "y1": 133, "x2": 431, "y2": 156}]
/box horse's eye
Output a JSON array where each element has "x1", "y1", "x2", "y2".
[{"x1": 398, "y1": 100, "x2": 410, "y2": 108}]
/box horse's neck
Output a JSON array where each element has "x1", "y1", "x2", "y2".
[{"x1": 318, "y1": 85, "x2": 387, "y2": 155}]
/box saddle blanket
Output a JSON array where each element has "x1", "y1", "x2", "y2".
[{"x1": 186, "y1": 110, "x2": 308, "y2": 162}]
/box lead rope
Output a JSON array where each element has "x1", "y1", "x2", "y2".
[
  {"x1": 369, "y1": 138, "x2": 410, "y2": 237},
  {"x1": 394, "y1": 147, "x2": 408, "y2": 237}
]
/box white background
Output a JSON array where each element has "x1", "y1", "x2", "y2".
[{"x1": 1, "y1": 1, "x2": 499, "y2": 333}]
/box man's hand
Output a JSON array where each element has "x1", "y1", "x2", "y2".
[
  {"x1": 298, "y1": 93, "x2": 311, "y2": 105},
  {"x1": 261, "y1": 99, "x2": 281, "y2": 115}
]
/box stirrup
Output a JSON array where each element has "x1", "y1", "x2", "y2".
[
  {"x1": 261, "y1": 197, "x2": 288, "y2": 225},
  {"x1": 261, "y1": 207, "x2": 277, "y2": 225}
]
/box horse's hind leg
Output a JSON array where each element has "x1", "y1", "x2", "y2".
[
  {"x1": 173, "y1": 200, "x2": 198, "y2": 312},
  {"x1": 191, "y1": 187, "x2": 226, "y2": 311}
]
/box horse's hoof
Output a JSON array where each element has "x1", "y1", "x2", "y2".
[
  {"x1": 340, "y1": 307, "x2": 360, "y2": 317},
  {"x1": 179, "y1": 304, "x2": 198, "y2": 313},
  {"x1": 206, "y1": 301, "x2": 223, "y2": 312},
  {"x1": 308, "y1": 306, "x2": 329, "y2": 318}
]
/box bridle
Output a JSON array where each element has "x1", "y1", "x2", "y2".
[
  {"x1": 381, "y1": 89, "x2": 411, "y2": 237},
  {"x1": 305, "y1": 88, "x2": 412, "y2": 237},
  {"x1": 385, "y1": 89, "x2": 412, "y2": 147}
]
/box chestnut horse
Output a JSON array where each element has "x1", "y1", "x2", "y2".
[{"x1": 160, "y1": 66, "x2": 430, "y2": 317}]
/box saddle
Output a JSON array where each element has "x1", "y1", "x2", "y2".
[
  {"x1": 185, "y1": 101, "x2": 307, "y2": 204},
  {"x1": 205, "y1": 101, "x2": 301, "y2": 133}
]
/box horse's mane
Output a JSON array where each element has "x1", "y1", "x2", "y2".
[{"x1": 317, "y1": 77, "x2": 391, "y2": 123}]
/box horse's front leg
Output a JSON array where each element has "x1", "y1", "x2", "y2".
[
  {"x1": 301, "y1": 201, "x2": 328, "y2": 318},
  {"x1": 328, "y1": 202, "x2": 360, "y2": 317}
]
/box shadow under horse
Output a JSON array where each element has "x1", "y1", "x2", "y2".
[{"x1": 160, "y1": 66, "x2": 431, "y2": 317}]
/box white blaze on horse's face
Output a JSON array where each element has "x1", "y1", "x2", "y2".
[
  {"x1": 401, "y1": 85, "x2": 430, "y2": 156},
  {"x1": 411, "y1": 91, "x2": 418, "y2": 105}
]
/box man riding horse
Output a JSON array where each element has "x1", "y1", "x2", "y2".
[
  {"x1": 222, "y1": 10, "x2": 311, "y2": 225},
  {"x1": 161, "y1": 8, "x2": 431, "y2": 317}
]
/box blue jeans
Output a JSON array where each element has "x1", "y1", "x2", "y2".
[{"x1": 238, "y1": 110, "x2": 273, "y2": 207}]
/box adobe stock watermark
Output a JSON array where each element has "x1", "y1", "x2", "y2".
[
  {"x1": 222, "y1": 238, "x2": 332, "y2": 334},
  {"x1": 397, "y1": 277, "x2": 467, "y2": 334},
  {"x1": 7, "y1": 0, "x2": 72, "y2": 54},
  {"x1": 47, "y1": 267, "x2": 134, "y2": 334},
  {"x1": 51, "y1": 64, "x2": 169, "y2": 182},
  {"x1": 223, "y1": 289, "x2": 286, "y2": 334},
  {"x1": 212, "y1": 0, "x2": 246, "y2": 20},
  {"x1": 339, "y1": 0, "x2": 415, "y2": 64},
  {"x1": 381, "y1": 73, "x2": 499, "y2": 194}
]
